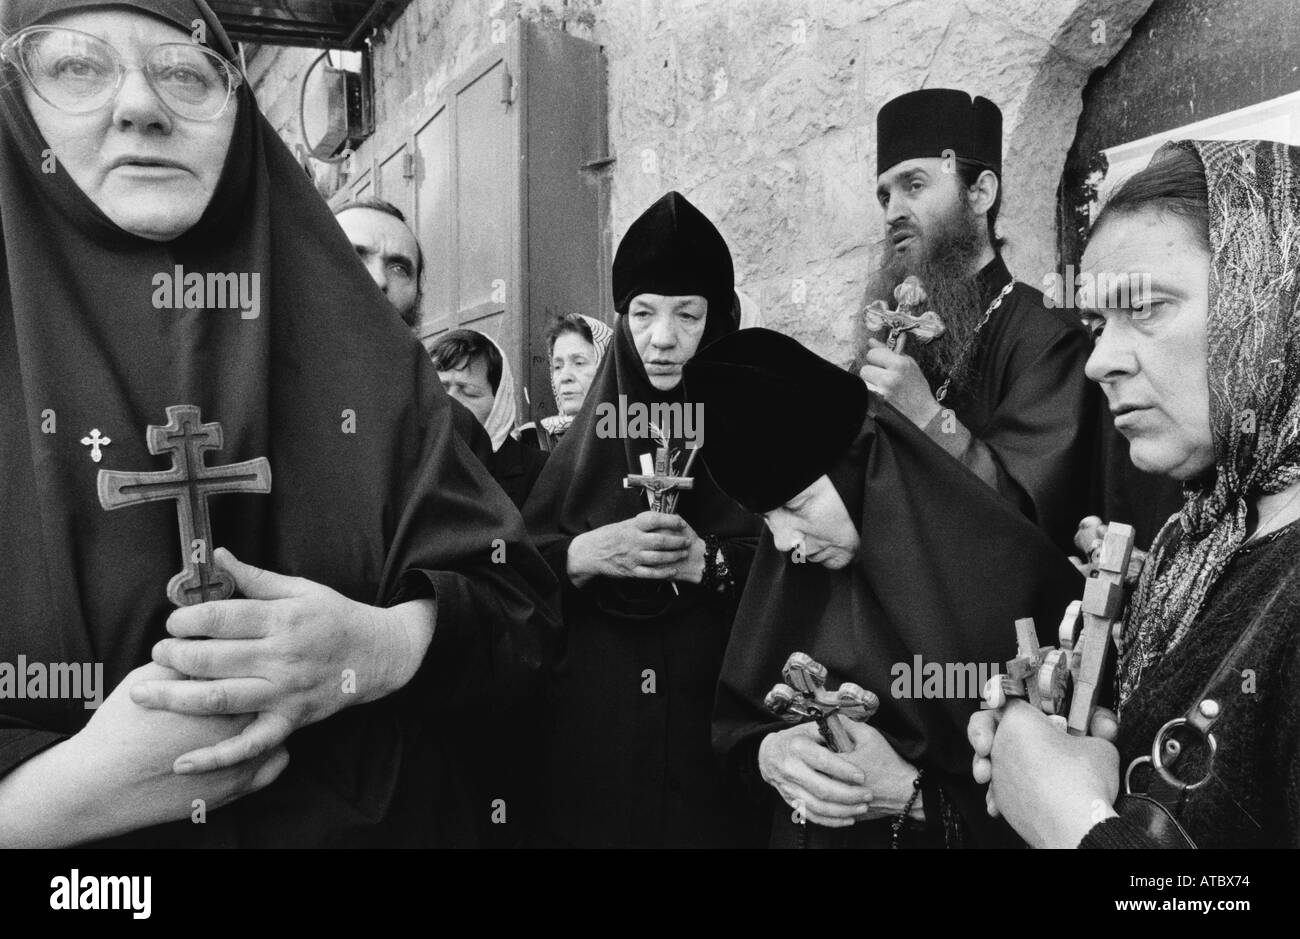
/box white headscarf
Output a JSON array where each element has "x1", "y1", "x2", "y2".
[
  {"x1": 541, "y1": 315, "x2": 612, "y2": 437},
  {"x1": 480, "y1": 332, "x2": 517, "y2": 453},
  {"x1": 580, "y1": 314, "x2": 613, "y2": 360}
]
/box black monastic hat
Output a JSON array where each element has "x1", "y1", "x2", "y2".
[
  {"x1": 683, "y1": 328, "x2": 869, "y2": 513},
  {"x1": 876, "y1": 89, "x2": 1002, "y2": 176},
  {"x1": 613, "y1": 191, "x2": 734, "y2": 323}
]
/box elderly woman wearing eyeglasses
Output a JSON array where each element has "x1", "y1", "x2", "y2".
[{"x1": 0, "y1": 0, "x2": 559, "y2": 847}]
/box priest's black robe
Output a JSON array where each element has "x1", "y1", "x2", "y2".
[
  {"x1": 0, "y1": 0, "x2": 560, "y2": 847},
  {"x1": 714, "y1": 396, "x2": 1082, "y2": 848},
  {"x1": 922, "y1": 256, "x2": 1099, "y2": 555},
  {"x1": 523, "y1": 319, "x2": 767, "y2": 849}
]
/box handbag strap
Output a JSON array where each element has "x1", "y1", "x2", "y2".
[{"x1": 1136, "y1": 557, "x2": 1299, "y2": 794}]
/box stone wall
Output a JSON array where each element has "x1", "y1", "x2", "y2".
[{"x1": 247, "y1": 0, "x2": 1155, "y2": 365}]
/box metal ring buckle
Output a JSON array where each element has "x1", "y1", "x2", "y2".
[
  {"x1": 1150, "y1": 717, "x2": 1216, "y2": 791},
  {"x1": 1124, "y1": 755, "x2": 1150, "y2": 794}
]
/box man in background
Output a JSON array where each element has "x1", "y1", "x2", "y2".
[
  {"x1": 862, "y1": 89, "x2": 1096, "y2": 553},
  {"x1": 333, "y1": 199, "x2": 423, "y2": 328},
  {"x1": 332, "y1": 200, "x2": 503, "y2": 470}
]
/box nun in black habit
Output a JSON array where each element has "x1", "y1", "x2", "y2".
[
  {"x1": 522, "y1": 192, "x2": 767, "y2": 847},
  {"x1": 686, "y1": 329, "x2": 1081, "y2": 847},
  {"x1": 0, "y1": 0, "x2": 559, "y2": 846}
]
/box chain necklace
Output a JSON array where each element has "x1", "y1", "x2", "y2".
[{"x1": 934, "y1": 279, "x2": 1016, "y2": 403}]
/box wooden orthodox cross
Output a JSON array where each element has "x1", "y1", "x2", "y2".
[
  {"x1": 98, "y1": 405, "x2": 272, "y2": 607},
  {"x1": 765, "y1": 652, "x2": 879, "y2": 753},
  {"x1": 984, "y1": 522, "x2": 1141, "y2": 736},
  {"x1": 1069, "y1": 521, "x2": 1137, "y2": 734}
]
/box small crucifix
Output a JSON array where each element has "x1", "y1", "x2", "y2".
[
  {"x1": 97, "y1": 404, "x2": 272, "y2": 607},
  {"x1": 864, "y1": 275, "x2": 947, "y2": 354},
  {"x1": 992, "y1": 616, "x2": 1053, "y2": 712},
  {"x1": 623, "y1": 443, "x2": 695, "y2": 513},
  {"x1": 80, "y1": 428, "x2": 111, "y2": 463},
  {"x1": 765, "y1": 651, "x2": 878, "y2": 753}
]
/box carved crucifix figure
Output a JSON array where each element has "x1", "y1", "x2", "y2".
[
  {"x1": 623, "y1": 444, "x2": 694, "y2": 513},
  {"x1": 765, "y1": 651, "x2": 879, "y2": 753},
  {"x1": 1038, "y1": 601, "x2": 1081, "y2": 718},
  {"x1": 863, "y1": 276, "x2": 947, "y2": 354},
  {"x1": 995, "y1": 617, "x2": 1050, "y2": 710},
  {"x1": 98, "y1": 405, "x2": 272, "y2": 606}
]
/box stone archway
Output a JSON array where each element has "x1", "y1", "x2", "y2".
[
  {"x1": 1061, "y1": 0, "x2": 1300, "y2": 269},
  {"x1": 591, "y1": 0, "x2": 1156, "y2": 362},
  {"x1": 974, "y1": 0, "x2": 1156, "y2": 288}
]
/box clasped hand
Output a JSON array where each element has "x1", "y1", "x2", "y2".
[
  {"x1": 129, "y1": 547, "x2": 415, "y2": 775},
  {"x1": 566, "y1": 511, "x2": 705, "y2": 587},
  {"x1": 964, "y1": 514, "x2": 1127, "y2": 847},
  {"x1": 758, "y1": 720, "x2": 922, "y2": 828},
  {"x1": 967, "y1": 700, "x2": 1121, "y2": 848},
  {"x1": 0, "y1": 661, "x2": 290, "y2": 846}
]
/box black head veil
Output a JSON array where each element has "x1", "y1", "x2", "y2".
[
  {"x1": 523, "y1": 192, "x2": 757, "y2": 611},
  {"x1": 688, "y1": 329, "x2": 1081, "y2": 845}
]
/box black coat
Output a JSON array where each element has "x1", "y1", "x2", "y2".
[
  {"x1": 522, "y1": 313, "x2": 767, "y2": 848},
  {"x1": 934, "y1": 257, "x2": 1100, "y2": 554},
  {"x1": 0, "y1": 0, "x2": 560, "y2": 847},
  {"x1": 1083, "y1": 521, "x2": 1300, "y2": 848},
  {"x1": 491, "y1": 434, "x2": 549, "y2": 509}
]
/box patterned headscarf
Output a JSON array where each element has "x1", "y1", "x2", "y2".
[{"x1": 1120, "y1": 139, "x2": 1300, "y2": 707}]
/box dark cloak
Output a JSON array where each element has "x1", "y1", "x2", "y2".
[
  {"x1": 521, "y1": 195, "x2": 765, "y2": 847},
  {"x1": 934, "y1": 256, "x2": 1099, "y2": 554},
  {"x1": 0, "y1": 0, "x2": 559, "y2": 846},
  {"x1": 491, "y1": 434, "x2": 549, "y2": 509},
  {"x1": 712, "y1": 397, "x2": 1082, "y2": 847}
]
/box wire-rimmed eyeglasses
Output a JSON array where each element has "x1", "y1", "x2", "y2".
[{"x1": 0, "y1": 25, "x2": 242, "y2": 122}]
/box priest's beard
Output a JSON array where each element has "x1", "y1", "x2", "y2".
[{"x1": 866, "y1": 194, "x2": 990, "y2": 397}]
